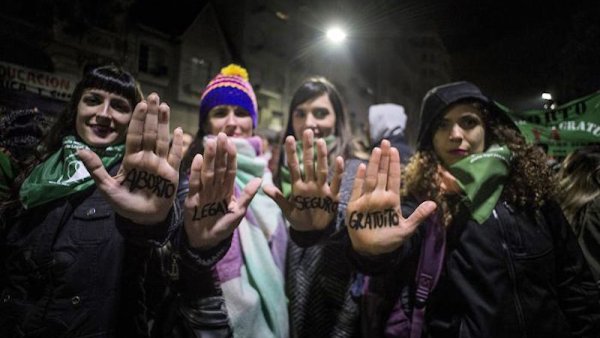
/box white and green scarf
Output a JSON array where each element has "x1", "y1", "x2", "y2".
[
  {"x1": 19, "y1": 136, "x2": 124, "y2": 209},
  {"x1": 213, "y1": 136, "x2": 289, "y2": 338}
]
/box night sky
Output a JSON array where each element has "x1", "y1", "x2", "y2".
[{"x1": 430, "y1": 0, "x2": 600, "y2": 110}]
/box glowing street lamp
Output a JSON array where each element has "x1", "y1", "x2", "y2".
[
  {"x1": 326, "y1": 27, "x2": 347, "y2": 44},
  {"x1": 541, "y1": 92, "x2": 556, "y2": 110}
]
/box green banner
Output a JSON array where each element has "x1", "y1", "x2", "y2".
[{"x1": 501, "y1": 92, "x2": 600, "y2": 157}]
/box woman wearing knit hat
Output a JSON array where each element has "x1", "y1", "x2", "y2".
[
  {"x1": 344, "y1": 81, "x2": 600, "y2": 337},
  {"x1": 263, "y1": 77, "x2": 364, "y2": 338},
  {"x1": 175, "y1": 64, "x2": 289, "y2": 338}
]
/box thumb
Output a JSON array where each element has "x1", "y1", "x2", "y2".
[
  {"x1": 262, "y1": 184, "x2": 293, "y2": 216},
  {"x1": 404, "y1": 200, "x2": 437, "y2": 233},
  {"x1": 236, "y1": 178, "x2": 262, "y2": 210},
  {"x1": 77, "y1": 149, "x2": 115, "y2": 192}
]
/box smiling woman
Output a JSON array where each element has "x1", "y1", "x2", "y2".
[
  {"x1": 0, "y1": 65, "x2": 185, "y2": 337},
  {"x1": 75, "y1": 89, "x2": 133, "y2": 147}
]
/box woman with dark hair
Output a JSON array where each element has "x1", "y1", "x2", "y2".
[
  {"x1": 264, "y1": 76, "x2": 364, "y2": 337},
  {"x1": 557, "y1": 144, "x2": 600, "y2": 286},
  {"x1": 346, "y1": 81, "x2": 600, "y2": 337},
  {"x1": 276, "y1": 76, "x2": 355, "y2": 196},
  {"x1": 0, "y1": 65, "x2": 185, "y2": 337}
]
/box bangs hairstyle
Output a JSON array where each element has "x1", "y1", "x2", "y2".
[
  {"x1": 43, "y1": 65, "x2": 142, "y2": 154},
  {"x1": 70, "y1": 65, "x2": 142, "y2": 115}
]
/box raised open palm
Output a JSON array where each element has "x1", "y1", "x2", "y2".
[
  {"x1": 346, "y1": 140, "x2": 436, "y2": 255},
  {"x1": 184, "y1": 133, "x2": 261, "y2": 249},
  {"x1": 78, "y1": 93, "x2": 183, "y2": 224},
  {"x1": 264, "y1": 129, "x2": 343, "y2": 231}
]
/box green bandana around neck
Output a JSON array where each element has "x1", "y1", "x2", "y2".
[
  {"x1": 19, "y1": 136, "x2": 124, "y2": 209},
  {"x1": 279, "y1": 134, "x2": 337, "y2": 198},
  {"x1": 448, "y1": 144, "x2": 512, "y2": 224}
]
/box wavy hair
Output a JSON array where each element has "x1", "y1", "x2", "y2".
[
  {"x1": 557, "y1": 144, "x2": 600, "y2": 228},
  {"x1": 402, "y1": 101, "x2": 556, "y2": 226}
]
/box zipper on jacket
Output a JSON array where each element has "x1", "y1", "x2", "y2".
[{"x1": 493, "y1": 208, "x2": 527, "y2": 337}]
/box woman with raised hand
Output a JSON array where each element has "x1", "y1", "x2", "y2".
[
  {"x1": 264, "y1": 77, "x2": 363, "y2": 338},
  {"x1": 164, "y1": 64, "x2": 288, "y2": 338},
  {"x1": 347, "y1": 81, "x2": 600, "y2": 337},
  {"x1": 0, "y1": 65, "x2": 184, "y2": 337}
]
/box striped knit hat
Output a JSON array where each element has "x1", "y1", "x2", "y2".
[{"x1": 199, "y1": 64, "x2": 258, "y2": 128}]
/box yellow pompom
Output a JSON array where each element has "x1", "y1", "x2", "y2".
[{"x1": 220, "y1": 64, "x2": 249, "y2": 81}]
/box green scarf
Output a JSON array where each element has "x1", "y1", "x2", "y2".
[
  {"x1": 19, "y1": 136, "x2": 124, "y2": 209},
  {"x1": 448, "y1": 144, "x2": 512, "y2": 224},
  {"x1": 279, "y1": 134, "x2": 337, "y2": 198},
  {"x1": 0, "y1": 151, "x2": 16, "y2": 201}
]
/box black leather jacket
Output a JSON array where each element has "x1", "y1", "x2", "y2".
[
  {"x1": 354, "y1": 198, "x2": 600, "y2": 338},
  {"x1": 0, "y1": 164, "x2": 181, "y2": 338}
]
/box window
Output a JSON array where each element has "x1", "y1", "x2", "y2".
[{"x1": 139, "y1": 43, "x2": 168, "y2": 77}]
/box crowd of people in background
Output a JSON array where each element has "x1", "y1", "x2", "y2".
[{"x1": 0, "y1": 62, "x2": 599, "y2": 338}]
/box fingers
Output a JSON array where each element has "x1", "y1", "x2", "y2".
[
  {"x1": 302, "y1": 129, "x2": 315, "y2": 181},
  {"x1": 376, "y1": 140, "x2": 391, "y2": 190},
  {"x1": 236, "y1": 178, "x2": 262, "y2": 211},
  {"x1": 126, "y1": 100, "x2": 147, "y2": 154},
  {"x1": 364, "y1": 147, "x2": 381, "y2": 193},
  {"x1": 263, "y1": 184, "x2": 294, "y2": 216},
  {"x1": 78, "y1": 149, "x2": 114, "y2": 192},
  {"x1": 388, "y1": 147, "x2": 401, "y2": 193},
  {"x1": 213, "y1": 133, "x2": 228, "y2": 185},
  {"x1": 316, "y1": 138, "x2": 329, "y2": 186},
  {"x1": 330, "y1": 156, "x2": 344, "y2": 197},
  {"x1": 404, "y1": 200, "x2": 437, "y2": 233},
  {"x1": 143, "y1": 93, "x2": 160, "y2": 151},
  {"x1": 188, "y1": 154, "x2": 204, "y2": 197},
  {"x1": 168, "y1": 127, "x2": 184, "y2": 171},
  {"x1": 223, "y1": 138, "x2": 237, "y2": 197},
  {"x1": 156, "y1": 102, "x2": 171, "y2": 157},
  {"x1": 350, "y1": 163, "x2": 366, "y2": 202},
  {"x1": 285, "y1": 136, "x2": 301, "y2": 183},
  {"x1": 201, "y1": 138, "x2": 216, "y2": 187}
]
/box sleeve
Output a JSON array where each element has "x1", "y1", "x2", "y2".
[
  {"x1": 289, "y1": 220, "x2": 336, "y2": 247},
  {"x1": 115, "y1": 203, "x2": 182, "y2": 247},
  {"x1": 577, "y1": 198, "x2": 600, "y2": 285},
  {"x1": 541, "y1": 200, "x2": 600, "y2": 337}
]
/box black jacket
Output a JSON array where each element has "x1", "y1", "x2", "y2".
[
  {"x1": 354, "y1": 198, "x2": 600, "y2": 338},
  {"x1": 0, "y1": 164, "x2": 181, "y2": 338}
]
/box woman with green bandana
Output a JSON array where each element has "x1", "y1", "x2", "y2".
[
  {"x1": 346, "y1": 81, "x2": 600, "y2": 337},
  {"x1": 265, "y1": 77, "x2": 364, "y2": 338},
  {"x1": 0, "y1": 65, "x2": 185, "y2": 337}
]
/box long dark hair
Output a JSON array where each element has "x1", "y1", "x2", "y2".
[
  {"x1": 273, "y1": 77, "x2": 355, "y2": 187},
  {"x1": 1, "y1": 65, "x2": 141, "y2": 218}
]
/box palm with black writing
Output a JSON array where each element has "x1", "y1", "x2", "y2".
[
  {"x1": 184, "y1": 133, "x2": 261, "y2": 249},
  {"x1": 79, "y1": 93, "x2": 183, "y2": 224},
  {"x1": 264, "y1": 129, "x2": 343, "y2": 231},
  {"x1": 346, "y1": 140, "x2": 437, "y2": 255}
]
